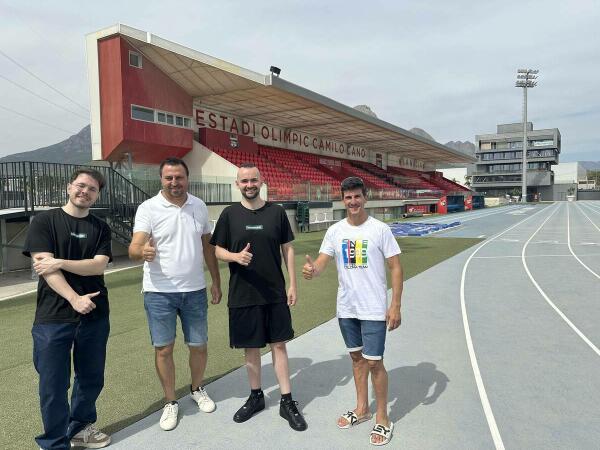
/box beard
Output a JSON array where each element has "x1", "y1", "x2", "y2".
[{"x1": 241, "y1": 187, "x2": 259, "y2": 200}]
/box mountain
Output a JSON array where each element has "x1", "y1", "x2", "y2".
[
  {"x1": 409, "y1": 127, "x2": 436, "y2": 142},
  {"x1": 0, "y1": 125, "x2": 92, "y2": 164},
  {"x1": 444, "y1": 140, "x2": 476, "y2": 157},
  {"x1": 580, "y1": 161, "x2": 600, "y2": 171},
  {"x1": 353, "y1": 105, "x2": 378, "y2": 118}
]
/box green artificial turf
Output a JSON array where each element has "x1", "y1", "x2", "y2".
[{"x1": 0, "y1": 233, "x2": 481, "y2": 449}]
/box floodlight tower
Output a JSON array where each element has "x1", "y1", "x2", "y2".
[{"x1": 515, "y1": 69, "x2": 538, "y2": 202}]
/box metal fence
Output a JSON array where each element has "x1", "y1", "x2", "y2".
[{"x1": 0, "y1": 162, "x2": 151, "y2": 244}]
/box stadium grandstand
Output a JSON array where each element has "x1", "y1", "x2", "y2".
[
  {"x1": 0, "y1": 23, "x2": 479, "y2": 272},
  {"x1": 84, "y1": 24, "x2": 476, "y2": 226}
]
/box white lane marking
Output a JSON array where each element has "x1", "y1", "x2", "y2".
[
  {"x1": 579, "y1": 242, "x2": 600, "y2": 246},
  {"x1": 532, "y1": 240, "x2": 559, "y2": 244},
  {"x1": 522, "y1": 204, "x2": 600, "y2": 357},
  {"x1": 499, "y1": 238, "x2": 520, "y2": 242},
  {"x1": 567, "y1": 203, "x2": 600, "y2": 280},
  {"x1": 580, "y1": 202, "x2": 600, "y2": 216},
  {"x1": 460, "y1": 203, "x2": 553, "y2": 450},
  {"x1": 478, "y1": 235, "x2": 486, "y2": 238},
  {"x1": 576, "y1": 202, "x2": 600, "y2": 233},
  {"x1": 424, "y1": 205, "x2": 527, "y2": 225},
  {"x1": 472, "y1": 253, "x2": 600, "y2": 259}
]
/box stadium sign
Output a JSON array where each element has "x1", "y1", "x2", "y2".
[{"x1": 195, "y1": 108, "x2": 370, "y2": 162}]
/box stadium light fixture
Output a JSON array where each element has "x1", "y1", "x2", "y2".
[
  {"x1": 515, "y1": 68, "x2": 539, "y2": 203},
  {"x1": 270, "y1": 66, "x2": 281, "y2": 77}
]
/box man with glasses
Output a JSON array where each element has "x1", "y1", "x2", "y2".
[
  {"x1": 23, "y1": 169, "x2": 113, "y2": 449},
  {"x1": 210, "y1": 163, "x2": 307, "y2": 431},
  {"x1": 129, "y1": 157, "x2": 222, "y2": 431},
  {"x1": 303, "y1": 177, "x2": 403, "y2": 446}
]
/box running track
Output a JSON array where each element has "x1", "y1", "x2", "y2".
[{"x1": 108, "y1": 201, "x2": 600, "y2": 449}]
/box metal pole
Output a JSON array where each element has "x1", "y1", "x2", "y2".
[{"x1": 522, "y1": 86, "x2": 528, "y2": 203}]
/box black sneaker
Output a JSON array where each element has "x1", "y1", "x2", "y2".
[
  {"x1": 280, "y1": 398, "x2": 307, "y2": 431},
  {"x1": 233, "y1": 393, "x2": 265, "y2": 423}
]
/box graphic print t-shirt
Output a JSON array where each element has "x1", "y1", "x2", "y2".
[{"x1": 320, "y1": 216, "x2": 400, "y2": 320}]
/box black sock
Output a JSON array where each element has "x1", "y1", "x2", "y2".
[
  {"x1": 168, "y1": 400, "x2": 178, "y2": 405},
  {"x1": 251, "y1": 388, "x2": 263, "y2": 397},
  {"x1": 281, "y1": 392, "x2": 292, "y2": 402}
]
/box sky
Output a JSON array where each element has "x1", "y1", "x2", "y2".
[{"x1": 0, "y1": 0, "x2": 598, "y2": 162}]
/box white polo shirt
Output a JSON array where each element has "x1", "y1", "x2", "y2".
[{"x1": 133, "y1": 192, "x2": 211, "y2": 292}]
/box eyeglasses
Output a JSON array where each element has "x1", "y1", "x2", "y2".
[{"x1": 72, "y1": 182, "x2": 99, "y2": 194}]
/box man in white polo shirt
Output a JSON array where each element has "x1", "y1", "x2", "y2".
[{"x1": 129, "y1": 157, "x2": 222, "y2": 431}]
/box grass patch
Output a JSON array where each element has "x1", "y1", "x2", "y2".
[{"x1": 0, "y1": 233, "x2": 480, "y2": 449}]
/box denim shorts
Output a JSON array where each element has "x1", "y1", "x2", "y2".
[
  {"x1": 338, "y1": 318, "x2": 387, "y2": 360},
  {"x1": 143, "y1": 289, "x2": 208, "y2": 347}
]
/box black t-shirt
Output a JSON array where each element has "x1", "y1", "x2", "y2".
[
  {"x1": 210, "y1": 202, "x2": 294, "y2": 308},
  {"x1": 23, "y1": 208, "x2": 112, "y2": 324}
]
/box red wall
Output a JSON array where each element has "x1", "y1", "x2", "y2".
[
  {"x1": 98, "y1": 36, "x2": 123, "y2": 160},
  {"x1": 464, "y1": 194, "x2": 473, "y2": 210},
  {"x1": 98, "y1": 36, "x2": 193, "y2": 163},
  {"x1": 436, "y1": 196, "x2": 448, "y2": 214},
  {"x1": 199, "y1": 128, "x2": 258, "y2": 153}
]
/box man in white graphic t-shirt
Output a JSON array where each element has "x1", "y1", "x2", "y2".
[{"x1": 303, "y1": 176, "x2": 403, "y2": 447}]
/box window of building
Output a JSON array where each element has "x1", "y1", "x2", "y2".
[
  {"x1": 131, "y1": 105, "x2": 154, "y2": 122},
  {"x1": 129, "y1": 51, "x2": 142, "y2": 68},
  {"x1": 480, "y1": 142, "x2": 492, "y2": 150},
  {"x1": 131, "y1": 105, "x2": 193, "y2": 129}
]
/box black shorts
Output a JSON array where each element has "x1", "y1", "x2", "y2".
[{"x1": 229, "y1": 303, "x2": 294, "y2": 348}]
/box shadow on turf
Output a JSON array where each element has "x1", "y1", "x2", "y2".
[{"x1": 102, "y1": 357, "x2": 448, "y2": 439}]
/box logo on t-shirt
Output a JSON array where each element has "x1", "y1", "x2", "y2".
[
  {"x1": 245, "y1": 225, "x2": 264, "y2": 230},
  {"x1": 342, "y1": 239, "x2": 368, "y2": 269},
  {"x1": 70, "y1": 232, "x2": 87, "y2": 239}
]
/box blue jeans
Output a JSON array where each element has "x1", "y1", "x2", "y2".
[
  {"x1": 32, "y1": 317, "x2": 110, "y2": 450},
  {"x1": 338, "y1": 318, "x2": 387, "y2": 360},
  {"x1": 143, "y1": 289, "x2": 208, "y2": 347}
]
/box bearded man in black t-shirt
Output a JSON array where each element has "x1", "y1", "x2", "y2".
[
  {"x1": 211, "y1": 163, "x2": 307, "y2": 432},
  {"x1": 23, "y1": 169, "x2": 112, "y2": 450}
]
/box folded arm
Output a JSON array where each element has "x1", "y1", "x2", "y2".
[{"x1": 31, "y1": 252, "x2": 99, "y2": 314}]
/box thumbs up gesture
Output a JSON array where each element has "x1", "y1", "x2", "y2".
[
  {"x1": 302, "y1": 254, "x2": 316, "y2": 279},
  {"x1": 143, "y1": 237, "x2": 156, "y2": 262},
  {"x1": 236, "y1": 242, "x2": 253, "y2": 266}
]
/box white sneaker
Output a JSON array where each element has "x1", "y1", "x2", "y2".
[
  {"x1": 70, "y1": 424, "x2": 111, "y2": 448},
  {"x1": 191, "y1": 386, "x2": 216, "y2": 413},
  {"x1": 159, "y1": 402, "x2": 179, "y2": 431}
]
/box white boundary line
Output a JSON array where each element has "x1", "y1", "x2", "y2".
[
  {"x1": 521, "y1": 203, "x2": 600, "y2": 357},
  {"x1": 580, "y1": 201, "x2": 600, "y2": 214},
  {"x1": 567, "y1": 203, "x2": 600, "y2": 279},
  {"x1": 578, "y1": 202, "x2": 600, "y2": 228},
  {"x1": 427, "y1": 205, "x2": 526, "y2": 225},
  {"x1": 0, "y1": 264, "x2": 142, "y2": 302},
  {"x1": 472, "y1": 253, "x2": 600, "y2": 259},
  {"x1": 460, "y1": 203, "x2": 554, "y2": 450}
]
